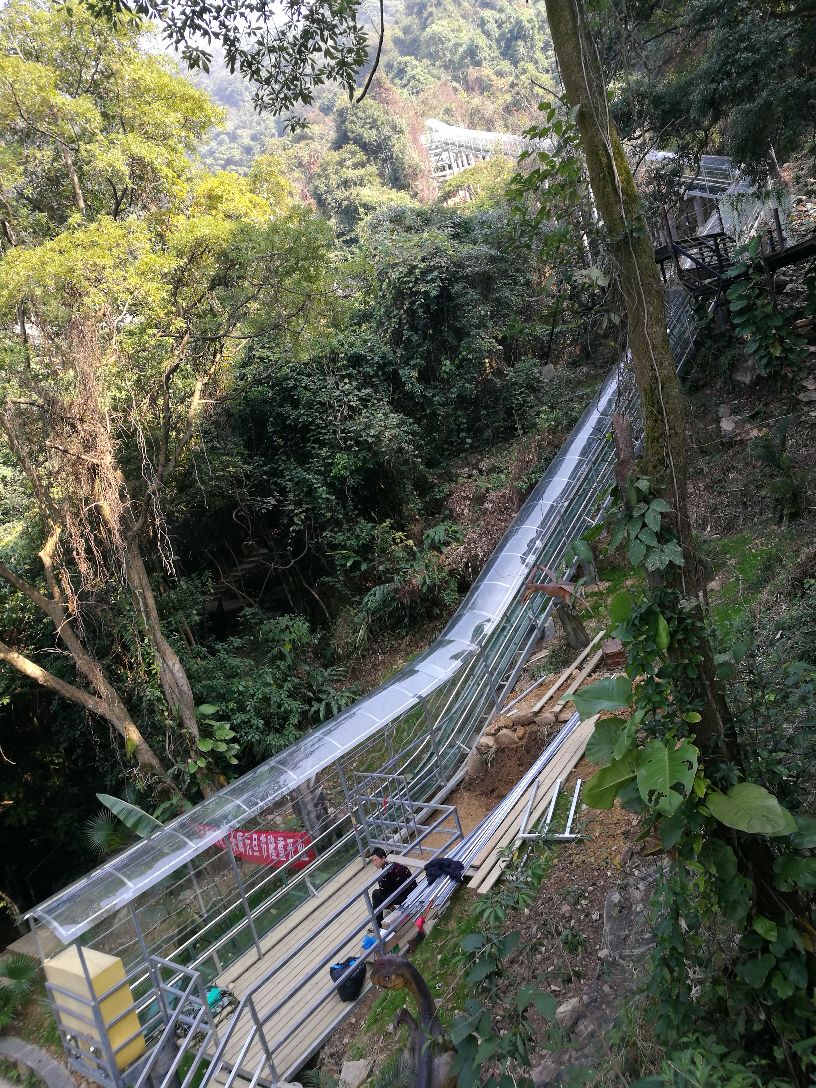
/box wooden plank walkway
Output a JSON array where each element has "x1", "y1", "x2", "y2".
[
  {"x1": 468, "y1": 717, "x2": 596, "y2": 894},
  {"x1": 213, "y1": 859, "x2": 377, "y2": 1083}
]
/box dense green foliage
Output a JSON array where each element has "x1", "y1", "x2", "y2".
[
  {"x1": 601, "y1": 0, "x2": 816, "y2": 172},
  {"x1": 572, "y1": 476, "x2": 816, "y2": 1083},
  {"x1": 0, "y1": 0, "x2": 580, "y2": 906},
  {"x1": 2, "y1": 7, "x2": 815, "y2": 1088}
]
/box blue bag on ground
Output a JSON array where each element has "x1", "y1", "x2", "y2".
[{"x1": 330, "y1": 957, "x2": 366, "y2": 1001}]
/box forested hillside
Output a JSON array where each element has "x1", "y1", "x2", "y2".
[
  {"x1": 0, "y1": 0, "x2": 590, "y2": 910},
  {"x1": 193, "y1": 0, "x2": 557, "y2": 209}
]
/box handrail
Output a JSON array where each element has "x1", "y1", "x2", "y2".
[
  {"x1": 122, "y1": 824, "x2": 361, "y2": 1028},
  {"x1": 204, "y1": 863, "x2": 426, "y2": 1088},
  {"x1": 204, "y1": 816, "x2": 461, "y2": 1088},
  {"x1": 177, "y1": 820, "x2": 358, "y2": 969}
]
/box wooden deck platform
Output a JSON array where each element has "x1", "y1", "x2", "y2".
[{"x1": 213, "y1": 859, "x2": 377, "y2": 1083}]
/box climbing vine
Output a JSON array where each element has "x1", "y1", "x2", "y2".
[
  {"x1": 574, "y1": 478, "x2": 816, "y2": 1082},
  {"x1": 725, "y1": 238, "x2": 806, "y2": 379}
]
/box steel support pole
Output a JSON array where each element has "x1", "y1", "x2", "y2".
[
  {"x1": 186, "y1": 862, "x2": 207, "y2": 918},
  {"x1": 518, "y1": 782, "x2": 539, "y2": 839},
  {"x1": 224, "y1": 840, "x2": 262, "y2": 959},
  {"x1": 248, "y1": 999, "x2": 278, "y2": 1084},
  {"x1": 363, "y1": 890, "x2": 386, "y2": 956},
  {"x1": 417, "y1": 694, "x2": 443, "y2": 789},
  {"x1": 541, "y1": 781, "x2": 561, "y2": 837},
  {"x1": 185, "y1": 863, "x2": 223, "y2": 972},
  {"x1": 476, "y1": 646, "x2": 500, "y2": 710},
  {"x1": 563, "y1": 779, "x2": 583, "y2": 838},
  {"x1": 129, "y1": 904, "x2": 171, "y2": 1026}
]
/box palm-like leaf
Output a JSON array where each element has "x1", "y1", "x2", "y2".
[
  {"x1": 97, "y1": 794, "x2": 163, "y2": 838},
  {"x1": 0, "y1": 954, "x2": 39, "y2": 1029},
  {"x1": 84, "y1": 810, "x2": 134, "y2": 858}
]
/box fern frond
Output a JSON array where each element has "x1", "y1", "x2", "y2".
[{"x1": 84, "y1": 809, "x2": 134, "y2": 858}]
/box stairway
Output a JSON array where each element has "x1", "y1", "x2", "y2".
[{"x1": 655, "y1": 231, "x2": 740, "y2": 300}]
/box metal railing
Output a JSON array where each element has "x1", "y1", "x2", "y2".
[{"x1": 197, "y1": 806, "x2": 463, "y2": 1088}]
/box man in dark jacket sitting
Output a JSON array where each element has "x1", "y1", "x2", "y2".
[{"x1": 369, "y1": 847, "x2": 417, "y2": 926}]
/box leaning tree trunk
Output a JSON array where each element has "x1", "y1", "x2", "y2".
[
  {"x1": 0, "y1": 557, "x2": 175, "y2": 797},
  {"x1": 554, "y1": 600, "x2": 590, "y2": 650},
  {"x1": 122, "y1": 537, "x2": 217, "y2": 798},
  {"x1": 124, "y1": 539, "x2": 198, "y2": 737},
  {"x1": 541, "y1": 0, "x2": 731, "y2": 757}
]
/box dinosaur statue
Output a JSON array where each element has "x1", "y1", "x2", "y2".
[{"x1": 370, "y1": 956, "x2": 455, "y2": 1088}]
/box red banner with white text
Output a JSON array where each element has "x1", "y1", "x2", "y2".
[{"x1": 203, "y1": 827, "x2": 316, "y2": 867}]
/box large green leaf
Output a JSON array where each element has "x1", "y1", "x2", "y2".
[
  {"x1": 791, "y1": 814, "x2": 816, "y2": 849},
  {"x1": 654, "y1": 613, "x2": 670, "y2": 652},
  {"x1": 739, "y1": 953, "x2": 775, "y2": 988},
  {"x1": 582, "y1": 756, "x2": 636, "y2": 810},
  {"x1": 571, "y1": 539, "x2": 595, "y2": 566},
  {"x1": 614, "y1": 717, "x2": 637, "y2": 760},
  {"x1": 706, "y1": 783, "x2": 797, "y2": 836},
  {"x1": 636, "y1": 739, "x2": 698, "y2": 816},
  {"x1": 608, "y1": 590, "x2": 635, "y2": 624},
  {"x1": 585, "y1": 717, "x2": 625, "y2": 767},
  {"x1": 573, "y1": 675, "x2": 632, "y2": 719},
  {"x1": 774, "y1": 854, "x2": 816, "y2": 891},
  {"x1": 97, "y1": 794, "x2": 163, "y2": 838}
]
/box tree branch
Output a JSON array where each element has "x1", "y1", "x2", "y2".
[{"x1": 0, "y1": 638, "x2": 109, "y2": 717}]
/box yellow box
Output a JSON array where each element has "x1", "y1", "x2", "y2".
[{"x1": 45, "y1": 945, "x2": 146, "y2": 1071}]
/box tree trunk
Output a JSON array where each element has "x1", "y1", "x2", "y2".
[
  {"x1": 0, "y1": 539, "x2": 177, "y2": 795},
  {"x1": 554, "y1": 600, "x2": 591, "y2": 650},
  {"x1": 543, "y1": 0, "x2": 691, "y2": 565},
  {"x1": 542, "y1": 0, "x2": 731, "y2": 758},
  {"x1": 59, "y1": 142, "x2": 86, "y2": 216},
  {"x1": 122, "y1": 538, "x2": 217, "y2": 798},
  {"x1": 124, "y1": 540, "x2": 199, "y2": 739},
  {"x1": 0, "y1": 637, "x2": 173, "y2": 793}
]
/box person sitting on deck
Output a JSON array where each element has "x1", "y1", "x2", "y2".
[{"x1": 369, "y1": 847, "x2": 418, "y2": 926}]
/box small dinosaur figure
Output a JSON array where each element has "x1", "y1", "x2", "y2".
[{"x1": 370, "y1": 956, "x2": 455, "y2": 1088}]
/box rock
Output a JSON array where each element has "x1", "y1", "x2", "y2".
[
  {"x1": 597, "y1": 948, "x2": 611, "y2": 961},
  {"x1": 508, "y1": 710, "x2": 536, "y2": 727},
  {"x1": 477, "y1": 735, "x2": 495, "y2": 751},
  {"x1": 340, "y1": 1060, "x2": 372, "y2": 1088},
  {"x1": 560, "y1": 903, "x2": 572, "y2": 917},
  {"x1": 718, "y1": 403, "x2": 733, "y2": 418},
  {"x1": 720, "y1": 416, "x2": 737, "y2": 435},
  {"x1": 558, "y1": 706, "x2": 573, "y2": 722},
  {"x1": 465, "y1": 750, "x2": 487, "y2": 780},
  {"x1": 591, "y1": 912, "x2": 600, "y2": 922},
  {"x1": 540, "y1": 363, "x2": 557, "y2": 381},
  {"x1": 514, "y1": 726, "x2": 527, "y2": 741},
  {"x1": 534, "y1": 710, "x2": 556, "y2": 729},
  {"x1": 555, "y1": 997, "x2": 582, "y2": 1030},
  {"x1": 575, "y1": 1018, "x2": 594, "y2": 1041},
  {"x1": 494, "y1": 728, "x2": 517, "y2": 749},
  {"x1": 532, "y1": 1057, "x2": 561, "y2": 1086},
  {"x1": 602, "y1": 867, "x2": 658, "y2": 957}
]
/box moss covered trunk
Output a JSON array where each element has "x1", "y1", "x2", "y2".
[{"x1": 542, "y1": 0, "x2": 732, "y2": 756}]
